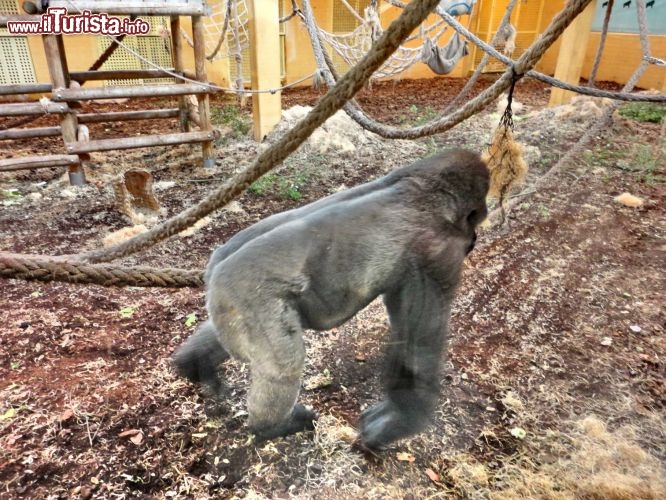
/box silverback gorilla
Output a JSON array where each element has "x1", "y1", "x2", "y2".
[{"x1": 174, "y1": 149, "x2": 489, "y2": 449}]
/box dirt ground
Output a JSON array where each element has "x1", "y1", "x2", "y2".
[{"x1": 1, "y1": 76, "x2": 664, "y2": 499}]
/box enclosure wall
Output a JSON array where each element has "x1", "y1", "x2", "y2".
[{"x1": 535, "y1": 1, "x2": 665, "y2": 90}]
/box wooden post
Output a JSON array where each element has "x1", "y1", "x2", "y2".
[
  {"x1": 171, "y1": 15, "x2": 190, "y2": 132},
  {"x1": 248, "y1": 0, "x2": 282, "y2": 141},
  {"x1": 42, "y1": 33, "x2": 84, "y2": 185},
  {"x1": 549, "y1": 0, "x2": 598, "y2": 107},
  {"x1": 191, "y1": 15, "x2": 215, "y2": 168}
]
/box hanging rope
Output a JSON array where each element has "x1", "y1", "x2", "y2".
[
  {"x1": 444, "y1": 0, "x2": 518, "y2": 113},
  {"x1": 205, "y1": 0, "x2": 232, "y2": 62},
  {"x1": 303, "y1": 0, "x2": 603, "y2": 141},
  {"x1": 588, "y1": 0, "x2": 614, "y2": 86}
]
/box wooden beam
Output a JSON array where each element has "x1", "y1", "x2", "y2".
[
  {"x1": 0, "y1": 154, "x2": 79, "y2": 172},
  {"x1": 248, "y1": 0, "x2": 282, "y2": 141},
  {"x1": 46, "y1": 1, "x2": 210, "y2": 16},
  {"x1": 78, "y1": 109, "x2": 180, "y2": 124},
  {"x1": 64, "y1": 130, "x2": 218, "y2": 154},
  {"x1": 51, "y1": 83, "x2": 213, "y2": 101},
  {"x1": 549, "y1": 0, "x2": 598, "y2": 106},
  {"x1": 0, "y1": 102, "x2": 69, "y2": 116},
  {"x1": 70, "y1": 69, "x2": 175, "y2": 83},
  {"x1": 0, "y1": 83, "x2": 52, "y2": 95},
  {"x1": 42, "y1": 33, "x2": 85, "y2": 185},
  {"x1": 171, "y1": 15, "x2": 190, "y2": 132},
  {"x1": 0, "y1": 126, "x2": 61, "y2": 140}
]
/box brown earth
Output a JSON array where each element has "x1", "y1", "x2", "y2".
[{"x1": 0, "y1": 76, "x2": 664, "y2": 498}]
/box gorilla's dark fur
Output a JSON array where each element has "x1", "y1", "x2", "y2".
[{"x1": 174, "y1": 149, "x2": 489, "y2": 449}]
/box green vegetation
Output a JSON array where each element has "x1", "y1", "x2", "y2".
[
  {"x1": 119, "y1": 305, "x2": 138, "y2": 318},
  {"x1": 583, "y1": 139, "x2": 665, "y2": 185},
  {"x1": 2, "y1": 189, "x2": 21, "y2": 207},
  {"x1": 399, "y1": 104, "x2": 439, "y2": 126},
  {"x1": 249, "y1": 171, "x2": 309, "y2": 201},
  {"x1": 211, "y1": 103, "x2": 251, "y2": 139},
  {"x1": 618, "y1": 102, "x2": 666, "y2": 123},
  {"x1": 185, "y1": 313, "x2": 197, "y2": 327}
]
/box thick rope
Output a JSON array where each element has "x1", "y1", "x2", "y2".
[
  {"x1": 302, "y1": 0, "x2": 663, "y2": 141},
  {"x1": 79, "y1": 0, "x2": 443, "y2": 264},
  {"x1": 205, "y1": 0, "x2": 232, "y2": 62},
  {"x1": 306, "y1": 0, "x2": 598, "y2": 140},
  {"x1": 0, "y1": 253, "x2": 203, "y2": 288}
]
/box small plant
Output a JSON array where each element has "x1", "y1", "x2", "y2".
[
  {"x1": 211, "y1": 103, "x2": 251, "y2": 137},
  {"x1": 618, "y1": 102, "x2": 666, "y2": 123},
  {"x1": 248, "y1": 172, "x2": 278, "y2": 195},
  {"x1": 185, "y1": 313, "x2": 197, "y2": 327},
  {"x1": 249, "y1": 171, "x2": 312, "y2": 201},
  {"x1": 400, "y1": 104, "x2": 439, "y2": 126},
  {"x1": 2, "y1": 189, "x2": 21, "y2": 207},
  {"x1": 119, "y1": 305, "x2": 137, "y2": 318}
]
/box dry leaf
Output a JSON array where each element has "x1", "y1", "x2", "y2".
[
  {"x1": 118, "y1": 429, "x2": 141, "y2": 438},
  {"x1": 130, "y1": 432, "x2": 144, "y2": 445},
  {"x1": 60, "y1": 408, "x2": 74, "y2": 422},
  {"x1": 425, "y1": 468, "x2": 441, "y2": 482},
  {"x1": 396, "y1": 451, "x2": 416, "y2": 463}
]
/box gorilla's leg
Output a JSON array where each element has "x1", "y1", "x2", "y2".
[
  {"x1": 172, "y1": 319, "x2": 230, "y2": 395},
  {"x1": 213, "y1": 295, "x2": 316, "y2": 441},
  {"x1": 360, "y1": 272, "x2": 451, "y2": 449}
]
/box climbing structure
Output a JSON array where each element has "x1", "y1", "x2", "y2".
[{"x1": 0, "y1": 0, "x2": 217, "y2": 184}]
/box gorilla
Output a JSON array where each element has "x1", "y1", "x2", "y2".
[{"x1": 174, "y1": 149, "x2": 489, "y2": 449}]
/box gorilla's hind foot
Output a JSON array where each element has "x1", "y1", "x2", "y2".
[{"x1": 252, "y1": 404, "x2": 317, "y2": 442}]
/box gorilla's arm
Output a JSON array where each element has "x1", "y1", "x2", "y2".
[{"x1": 361, "y1": 240, "x2": 466, "y2": 448}]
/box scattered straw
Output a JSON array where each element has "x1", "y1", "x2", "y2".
[
  {"x1": 102, "y1": 225, "x2": 148, "y2": 247},
  {"x1": 614, "y1": 192, "x2": 645, "y2": 208}
]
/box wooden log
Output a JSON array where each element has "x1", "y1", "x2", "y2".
[
  {"x1": 0, "y1": 126, "x2": 61, "y2": 140},
  {"x1": 0, "y1": 83, "x2": 52, "y2": 96},
  {"x1": 192, "y1": 15, "x2": 215, "y2": 168},
  {"x1": 78, "y1": 108, "x2": 180, "y2": 124},
  {"x1": 171, "y1": 15, "x2": 190, "y2": 132},
  {"x1": 42, "y1": 33, "x2": 85, "y2": 185},
  {"x1": 52, "y1": 83, "x2": 213, "y2": 101},
  {"x1": 0, "y1": 154, "x2": 79, "y2": 172},
  {"x1": 89, "y1": 34, "x2": 127, "y2": 73},
  {"x1": 65, "y1": 130, "x2": 219, "y2": 154},
  {"x1": 46, "y1": 1, "x2": 210, "y2": 16},
  {"x1": 70, "y1": 69, "x2": 176, "y2": 83},
  {"x1": 0, "y1": 102, "x2": 69, "y2": 116}
]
